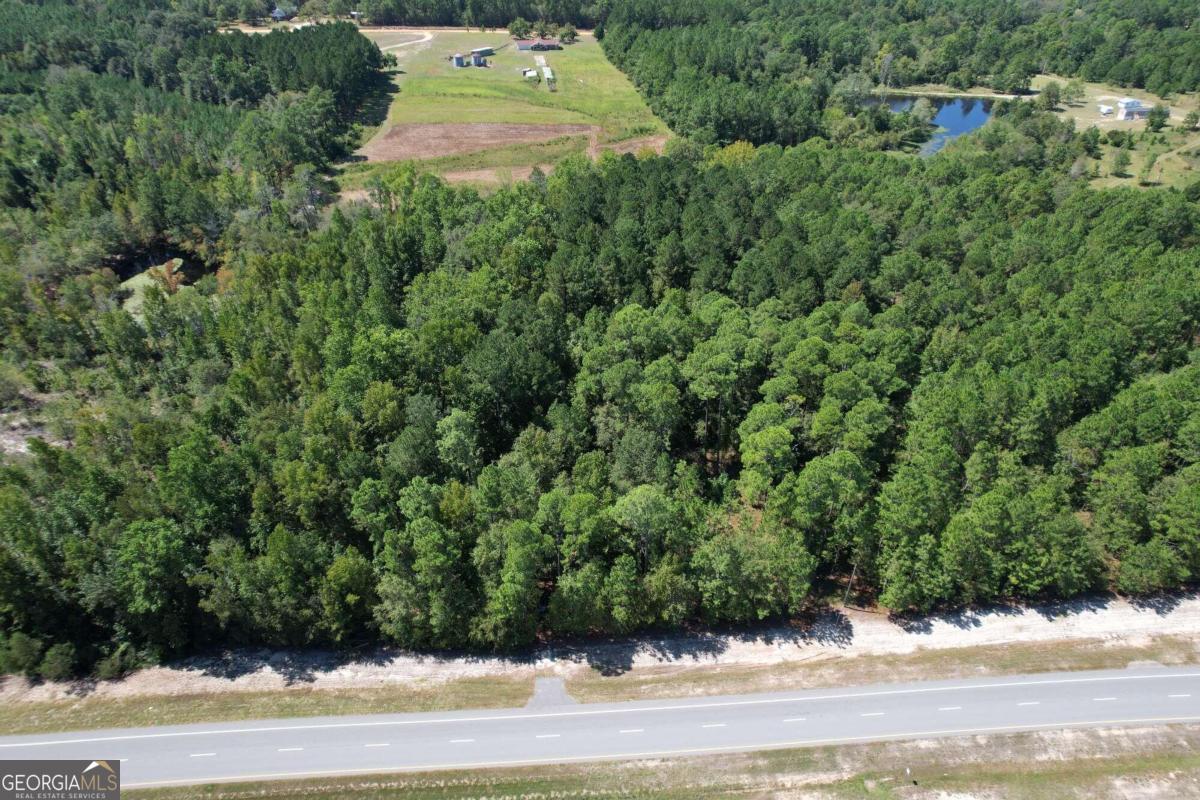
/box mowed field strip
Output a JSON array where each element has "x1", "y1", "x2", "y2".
[{"x1": 346, "y1": 29, "x2": 670, "y2": 186}]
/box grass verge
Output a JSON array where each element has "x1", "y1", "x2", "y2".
[
  {"x1": 0, "y1": 677, "x2": 531, "y2": 736},
  {"x1": 566, "y1": 634, "x2": 1200, "y2": 703},
  {"x1": 126, "y1": 724, "x2": 1200, "y2": 799}
]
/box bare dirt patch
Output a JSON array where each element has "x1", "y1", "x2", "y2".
[
  {"x1": 592, "y1": 134, "x2": 670, "y2": 158},
  {"x1": 357, "y1": 123, "x2": 597, "y2": 162}
]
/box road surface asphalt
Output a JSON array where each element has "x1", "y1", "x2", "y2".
[{"x1": 1, "y1": 667, "x2": 1198, "y2": 788}]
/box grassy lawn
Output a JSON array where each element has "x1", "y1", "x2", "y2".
[
  {"x1": 0, "y1": 677, "x2": 531, "y2": 736},
  {"x1": 127, "y1": 724, "x2": 1200, "y2": 799},
  {"x1": 566, "y1": 635, "x2": 1200, "y2": 704},
  {"x1": 361, "y1": 31, "x2": 666, "y2": 142}
]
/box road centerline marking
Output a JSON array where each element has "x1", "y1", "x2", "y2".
[
  {"x1": 535, "y1": 734, "x2": 561, "y2": 739},
  {"x1": 188, "y1": 753, "x2": 215, "y2": 758},
  {"x1": 1170, "y1": 694, "x2": 1192, "y2": 698},
  {"x1": 860, "y1": 712, "x2": 885, "y2": 717},
  {"x1": 123, "y1": 715, "x2": 1200, "y2": 790},
  {"x1": 277, "y1": 747, "x2": 303, "y2": 752},
  {"x1": 619, "y1": 729, "x2": 643, "y2": 734},
  {"x1": 1092, "y1": 697, "x2": 1117, "y2": 701},
  {"x1": 364, "y1": 743, "x2": 390, "y2": 748},
  {"x1": 938, "y1": 706, "x2": 962, "y2": 711},
  {"x1": 1017, "y1": 701, "x2": 1040, "y2": 706},
  {"x1": 701, "y1": 723, "x2": 726, "y2": 728},
  {"x1": 783, "y1": 718, "x2": 806, "y2": 722},
  {"x1": 11, "y1": 671, "x2": 1200, "y2": 749},
  {"x1": 449, "y1": 739, "x2": 474, "y2": 743}
]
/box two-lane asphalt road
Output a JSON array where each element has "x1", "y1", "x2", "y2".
[{"x1": 2, "y1": 667, "x2": 1199, "y2": 788}]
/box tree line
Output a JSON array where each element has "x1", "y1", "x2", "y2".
[{"x1": 2, "y1": 87, "x2": 1199, "y2": 675}]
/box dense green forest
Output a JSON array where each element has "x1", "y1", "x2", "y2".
[
  {"x1": 0, "y1": 1, "x2": 388, "y2": 283},
  {"x1": 2, "y1": 0, "x2": 1200, "y2": 678},
  {"x1": 339, "y1": 0, "x2": 593, "y2": 27},
  {"x1": 600, "y1": 0, "x2": 1200, "y2": 145},
  {"x1": 3, "y1": 104, "x2": 1199, "y2": 674}
]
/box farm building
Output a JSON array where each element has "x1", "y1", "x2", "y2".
[
  {"x1": 472, "y1": 52, "x2": 487, "y2": 66},
  {"x1": 471, "y1": 47, "x2": 494, "y2": 57},
  {"x1": 516, "y1": 39, "x2": 563, "y2": 51},
  {"x1": 1116, "y1": 97, "x2": 1149, "y2": 121},
  {"x1": 270, "y1": 5, "x2": 295, "y2": 20},
  {"x1": 1098, "y1": 104, "x2": 1113, "y2": 116},
  {"x1": 452, "y1": 53, "x2": 465, "y2": 67}
]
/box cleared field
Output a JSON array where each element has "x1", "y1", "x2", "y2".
[
  {"x1": 350, "y1": 29, "x2": 668, "y2": 183},
  {"x1": 1029, "y1": 73, "x2": 1200, "y2": 189}
]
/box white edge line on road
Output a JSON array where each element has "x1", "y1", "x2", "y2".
[
  {"x1": 277, "y1": 747, "x2": 303, "y2": 752},
  {"x1": 123, "y1": 715, "x2": 1200, "y2": 789},
  {"x1": 535, "y1": 734, "x2": 560, "y2": 739},
  {"x1": 188, "y1": 753, "x2": 215, "y2": 758},
  {"x1": 618, "y1": 729, "x2": 643, "y2": 734},
  {"x1": 937, "y1": 706, "x2": 962, "y2": 711},
  {"x1": 449, "y1": 739, "x2": 474, "y2": 743},
  {"x1": 1093, "y1": 697, "x2": 1117, "y2": 701},
  {"x1": 9, "y1": 672, "x2": 1199, "y2": 749},
  {"x1": 860, "y1": 712, "x2": 885, "y2": 717},
  {"x1": 701, "y1": 723, "x2": 726, "y2": 728},
  {"x1": 1017, "y1": 701, "x2": 1040, "y2": 706},
  {"x1": 364, "y1": 743, "x2": 390, "y2": 748},
  {"x1": 783, "y1": 718, "x2": 806, "y2": 722},
  {"x1": 1170, "y1": 694, "x2": 1192, "y2": 698}
]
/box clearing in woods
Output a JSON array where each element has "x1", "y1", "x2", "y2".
[
  {"x1": 1028, "y1": 73, "x2": 1200, "y2": 189},
  {"x1": 344, "y1": 29, "x2": 670, "y2": 188}
]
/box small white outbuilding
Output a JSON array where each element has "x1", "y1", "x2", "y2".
[{"x1": 1116, "y1": 97, "x2": 1149, "y2": 121}]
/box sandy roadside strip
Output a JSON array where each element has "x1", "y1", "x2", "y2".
[{"x1": 3, "y1": 593, "x2": 1198, "y2": 704}]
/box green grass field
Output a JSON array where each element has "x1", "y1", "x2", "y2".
[
  {"x1": 345, "y1": 30, "x2": 668, "y2": 186},
  {"x1": 364, "y1": 31, "x2": 666, "y2": 141}
]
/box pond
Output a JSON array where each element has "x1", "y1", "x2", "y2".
[{"x1": 870, "y1": 95, "x2": 995, "y2": 156}]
